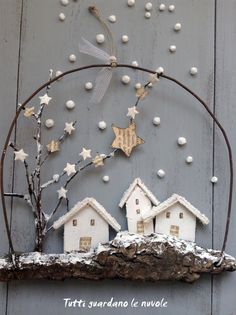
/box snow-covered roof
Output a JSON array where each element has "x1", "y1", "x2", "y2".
[
  {"x1": 119, "y1": 178, "x2": 159, "y2": 208},
  {"x1": 53, "y1": 197, "x2": 121, "y2": 232},
  {"x1": 142, "y1": 193, "x2": 209, "y2": 225}
]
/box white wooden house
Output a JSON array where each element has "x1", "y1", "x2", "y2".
[
  {"x1": 142, "y1": 194, "x2": 209, "y2": 242},
  {"x1": 53, "y1": 197, "x2": 121, "y2": 252},
  {"x1": 119, "y1": 178, "x2": 159, "y2": 235}
]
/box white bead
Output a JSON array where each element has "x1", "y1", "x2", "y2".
[
  {"x1": 157, "y1": 169, "x2": 165, "y2": 178},
  {"x1": 59, "y1": 13, "x2": 66, "y2": 21},
  {"x1": 211, "y1": 176, "x2": 218, "y2": 184},
  {"x1": 68, "y1": 54, "x2": 76, "y2": 62},
  {"x1": 96, "y1": 34, "x2": 105, "y2": 44},
  {"x1": 186, "y1": 156, "x2": 193, "y2": 164},
  {"x1": 60, "y1": 0, "x2": 69, "y2": 6},
  {"x1": 98, "y1": 121, "x2": 107, "y2": 130},
  {"x1": 131, "y1": 60, "x2": 138, "y2": 67},
  {"x1": 177, "y1": 137, "x2": 187, "y2": 146},
  {"x1": 168, "y1": 5, "x2": 175, "y2": 12},
  {"x1": 169, "y1": 45, "x2": 176, "y2": 52},
  {"x1": 55, "y1": 70, "x2": 63, "y2": 80},
  {"x1": 148, "y1": 82, "x2": 153, "y2": 88},
  {"x1": 127, "y1": 0, "x2": 135, "y2": 6},
  {"x1": 103, "y1": 175, "x2": 110, "y2": 183},
  {"x1": 174, "y1": 23, "x2": 182, "y2": 31},
  {"x1": 145, "y1": 2, "x2": 153, "y2": 11},
  {"x1": 159, "y1": 4, "x2": 166, "y2": 11},
  {"x1": 45, "y1": 119, "x2": 54, "y2": 128},
  {"x1": 156, "y1": 67, "x2": 164, "y2": 74},
  {"x1": 53, "y1": 174, "x2": 60, "y2": 182},
  {"x1": 190, "y1": 67, "x2": 198, "y2": 75},
  {"x1": 121, "y1": 35, "x2": 129, "y2": 43},
  {"x1": 145, "y1": 12, "x2": 151, "y2": 18},
  {"x1": 122, "y1": 75, "x2": 131, "y2": 84},
  {"x1": 66, "y1": 100, "x2": 75, "y2": 109},
  {"x1": 153, "y1": 117, "x2": 161, "y2": 126},
  {"x1": 85, "y1": 82, "x2": 93, "y2": 90},
  {"x1": 108, "y1": 15, "x2": 116, "y2": 23},
  {"x1": 135, "y1": 83, "x2": 142, "y2": 89}
]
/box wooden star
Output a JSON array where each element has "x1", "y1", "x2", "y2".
[
  {"x1": 39, "y1": 93, "x2": 52, "y2": 105},
  {"x1": 136, "y1": 87, "x2": 148, "y2": 100},
  {"x1": 127, "y1": 106, "x2": 139, "y2": 119},
  {"x1": 57, "y1": 187, "x2": 68, "y2": 199},
  {"x1": 111, "y1": 122, "x2": 144, "y2": 157},
  {"x1": 79, "y1": 148, "x2": 91, "y2": 160},
  {"x1": 92, "y1": 155, "x2": 104, "y2": 168},
  {"x1": 46, "y1": 140, "x2": 60, "y2": 153},
  {"x1": 24, "y1": 106, "x2": 35, "y2": 118},
  {"x1": 64, "y1": 122, "x2": 75, "y2": 135},
  {"x1": 14, "y1": 149, "x2": 28, "y2": 162},
  {"x1": 64, "y1": 163, "x2": 76, "y2": 176}
]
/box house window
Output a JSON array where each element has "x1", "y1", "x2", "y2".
[
  {"x1": 137, "y1": 221, "x2": 144, "y2": 234},
  {"x1": 90, "y1": 219, "x2": 95, "y2": 226},
  {"x1": 72, "y1": 219, "x2": 77, "y2": 226},
  {"x1": 179, "y1": 212, "x2": 183, "y2": 219},
  {"x1": 166, "y1": 212, "x2": 170, "y2": 218},
  {"x1": 79, "y1": 237, "x2": 92, "y2": 251},
  {"x1": 170, "y1": 225, "x2": 179, "y2": 237},
  {"x1": 135, "y1": 199, "x2": 139, "y2": 205},
  {"x1": 136, "y1": 209, "x2": 140, "y2": 214}
]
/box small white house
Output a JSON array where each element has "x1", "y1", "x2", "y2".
[
  {"x1": 53, "y1": 197, "x2": 121, "y2": 252},
  {"x1": 119, "y1": 178, "x2": 159, "y2": 235},
  {"x1": 142, "y1": 194, "x2": 209, "y2": 242}
]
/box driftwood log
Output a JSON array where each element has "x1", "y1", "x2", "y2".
[{"x1": 0, "y1": 232, "x2": 235, "y2": 283}]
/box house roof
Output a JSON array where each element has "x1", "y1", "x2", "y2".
[
  {"x1": 119, "y1": 177, "x2": 159, "y2": 208},
  {"x1": 53, "y1": 197, "x2": 121, "y2": 232},
  {"x1": 142, "y1": 193, "x2": 209, "y2": 225}
]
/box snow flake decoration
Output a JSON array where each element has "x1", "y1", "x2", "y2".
[
  {"x1": 111, "y1": 122, "x2": 144, "y2": 157},
  {"x1": 92, "y1": 155, "x2": 104, "y2": 168},
  {"x1": 14, "y1": 149, "x2": 28, "y2": 162},
  {"x1": 64, "y1": 122, "x2": 75, "y2": 135},
  {"x1": 39, "y1": 93, "x2": 52, "y2": 106},
  {"x1": 79, "y1": 147, "x2": 92, "y2": 160},
  {"x1": 24, "y1": 106, "x2": 35, "y2": 118},
  {"x1": 64, "y1": 163, "x2": 76, "y2": 176},
  {"x1": 57, "y1": 187, "x2": 68, "y2": 199},
  {"x1": 127, "y1": 106, "x2": 139, "y2": 119},
  {"x1": 46, "y1": 140, "x2": 60, "y2": 153}
]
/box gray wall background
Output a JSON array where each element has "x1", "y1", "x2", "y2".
[{"x1": 0, "y1": 0, "x2": 235, "y2": 314}]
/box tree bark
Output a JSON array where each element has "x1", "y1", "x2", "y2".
[{"x1": 0, "y1": 232, "x2": 235, "y2": 283}]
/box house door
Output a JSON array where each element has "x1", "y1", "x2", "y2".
[
  {"x1": 79, "y1": 237, "x2": 92, "y2": 251},
  {"x1": 137, "y1": 221, "x2": 144, "y2": 234},
  {"x1": 170, "y1": 225, "x2": 179, "y2": 237}
]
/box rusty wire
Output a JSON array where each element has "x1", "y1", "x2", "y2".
[{"x1": 0, "y1": 63, "x2": 233, "y2": 258}]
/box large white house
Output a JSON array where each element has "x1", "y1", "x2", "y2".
[
  {"x1": 142, "y1": 194, "x2": 209, "y2": 242},
  {"x1": 53, "y1": 197, "x2": 121, "y2": 252},
  {"x1": 119, "y1": 178, "x2": 160, "y2": 235}
]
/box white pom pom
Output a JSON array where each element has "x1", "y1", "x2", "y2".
[
  {"x1": 66, "y1": 100, "x2": 75, "y2": 110},
  {"x1": 168, "y1": 5, "x2": 175, "y2": 12},
  {"x1": 186, "y1": 156, "x2": 193, "y2": 164},
  {"x1": 85, "y1": 82, "x2": 93, "y2": 90},
  {"x1": 103, "y1": 175, "x2": 110, "y2": 183},
  {"x1": 122, "y1": 75, "x2": 131, "y2": 84},
  {"x1": 190, "y1": 67, "x2": 198, "y2": 75},
  {"x1": 68, "y1": 54, "x2": 76, "y2": 63},
  {"x1": 174, "y1": 23, "x2": 182, "y2": 31},
  {"x1": 156, "y1": 67, "x2": 164, "y2": 75},
  {"x1": 145, "y1": 12, "x2": 151, "y2": 18},
  {"x1": 98, "y1": 121, "x2": 107, "y2": 130},
  {"x1": 55, "y1": 70, "x2": 63, "y2": 81},
  {"x1": 127, "y1": 0, "x2": 135, "y2": 7},
  {"x1": 45, "y1": 119, "x2": 54, "y2": 129},
  {"x1": 211, "y1": 176, "x2": 218, "y2": 184},
  {"x1": 145, "y1": 2, "x2": 153, "y2": 11},
  {"x1": 121, "y1": 35, "x2": 129, "y2": 43},
  {"x1": 59, "y1": 13, "x2": 66, "y2": 21},
  {"x1": 159, "y1": 4, "x2": 166, "y2": 11},
  {"x1": 60, "y1": 0, "x2": 69, "y2": 6},
  {"x1": 177, "y1": 137, "x2": 187, "y2": 146},
  {"x1": 132, "y1": 61, "x2": 139, "y2": 67},
  {"x1": 153, "y1": 117, "x2": 161, "y2": 126},
  {"x1": 157, "y1": 169, "x2": 165, "y2": 178},
  {"x1": 108, "y1": 15, "x2": 116, "y2": 23},
  {"x1": 135, "y1": 83, "x2": 142, "y2": 90},
  {"x1": 169, "y1": 45, "x2": 176, "y2": 53},
  {"x1": 96, "y1": 34, "x2": 105, "y2": 44}
]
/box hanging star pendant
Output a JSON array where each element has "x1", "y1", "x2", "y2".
[{"x1": 111, "y1": 122, "x2": 144, "y2": 157}]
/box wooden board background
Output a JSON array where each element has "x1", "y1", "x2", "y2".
[{"x1": 0, "y1": 0, "x2": 235, "y2": 314}]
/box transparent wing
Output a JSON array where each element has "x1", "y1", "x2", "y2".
[
  {"x1": 79, "y1": 37, "x2": 110, "y2": 62},
  {"x1": 90, "y1": 68, "x2": 113, "y2": 103}
]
